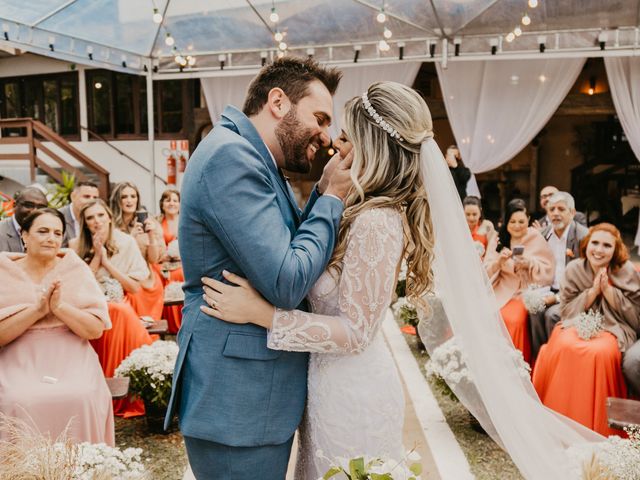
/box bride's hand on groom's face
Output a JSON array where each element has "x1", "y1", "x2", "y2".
[
  {"x1": 324, "y1": 150, "x2": 353, "y2": 201},
  {"x1": 200, "y1": 271, "x2": 275, "y2": 329}
]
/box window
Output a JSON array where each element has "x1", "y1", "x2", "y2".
[
  {"x1": 86, "y1": 69, "x2": 194, "y2": 139},
  {"x1": 0, "y1": 72, "x2": 79, "y2": 138}
]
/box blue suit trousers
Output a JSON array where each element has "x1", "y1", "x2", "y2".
[{"x1": 184, "y1": 435, "x2": 294, "y2": 480}]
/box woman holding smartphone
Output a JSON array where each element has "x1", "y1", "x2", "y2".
[
  {"x1": 484, "y1": 199, "x2": 554, "y2": 363},
  {"x1": 110, "y1": 182, "x2": 166, "y2": 320}
]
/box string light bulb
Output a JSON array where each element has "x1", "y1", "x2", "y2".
[
  {"x1": 514, "y1": 26, "x2": 522, "y2": 36},
  {"x1": 528, "y1": 0, "x2": 538, "y2": 7},
  {"x1": 506, "y1": 32, "x2": 515, "y2": 42},
  {"x1": 269, "y1": 7, "x2": 279, "y2": 23},
  {"x1": 383, "y1": 27, "x2": 392, "y2": 39},
  {"x1": 274, "y1": 30, "x2": 283, "y2": 42},
  {"x1": 378, "y1": 39, "x2": 390, "y2": 51},
  {"x1": 279, "y1": 41, "x2": 287, "y2": 50},
  {"x1": 187, "y1": 55, "x2": 196, "y2": 66},
  {"x1": 522, "y1": 13, "x2": 531, "y2": 25},
  {"x1": 377, "y1": 8, "x2": 386, "y2": 23},
  {"x1": 153, "y1": 8, "x2": 163, "y2": 24},
  {"x1": 165, "y1": 33, "x2": 174, "y2": 46}
]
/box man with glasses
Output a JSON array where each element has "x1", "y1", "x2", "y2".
[{"x1": 0, "y1": 187, "x2": 48, "y2": 252}]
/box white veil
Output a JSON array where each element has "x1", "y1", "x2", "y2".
[{"x1": 417, "y1": 138, "x2": 603, "y2": 479}]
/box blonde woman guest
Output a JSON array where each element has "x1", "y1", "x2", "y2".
[
  {"x1": 71, "y1": 199, "x2": 154, "y2": 417},
  {"x1": 110, "y1": 182, "x2": 165, "y2": 320},
  {"x1": 157, "y1": 189, "x2": 184, "y2": 333},
  {"x1": 199, "y1": 82, "x2": 438, "y2": 479},
  {"x1": 533, "y1": 223, "x2": 640, "y2": 436},
  {"x1": 484, "y1": 199, "x2": 555, "y2": 363},
  {"x1": 0, "y1": 209, "x2": 113, "y2": 444}
]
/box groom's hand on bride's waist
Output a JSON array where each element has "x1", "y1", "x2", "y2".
[{"x1": 323, "y1": 150, "x2": 353, "y2": 202}]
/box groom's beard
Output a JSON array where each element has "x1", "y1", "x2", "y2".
[{"x1": 275, "y1": 107, "x2": 316, "y2": 174}]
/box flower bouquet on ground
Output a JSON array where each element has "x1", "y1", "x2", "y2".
[
  {"x1": 569, "y1": 426, "x2": 640, "y2": 479},
  {"x1": 115, "y1": 340, "x2": 179, "y2": 433},
  {"x1": 0, "y1": 413, "x2": 147, "y2": 479},
  {"x1": 392, "y1": 296, "x2": 425, "y2": 351},
  {"x1": 320, "y1": 448, "x2": 422, "y2": 480}
]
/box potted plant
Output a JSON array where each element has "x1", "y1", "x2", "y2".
[{"x1": 115, "y1": 340, "x2": 179, "y2": 433}]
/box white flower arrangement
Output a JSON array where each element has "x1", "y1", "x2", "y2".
[
  {"x1": 0, "y1": 413, "x2": 148, "y2": 479},
  {"x1": 568, "y1": 426, "x2": 640, "y2": 480},
  {"x1": 115, "y1": 340, "x2": 178, "y2": 408},
  {"x1": 521, "y1": 284, "x2": 548, "y2": 314},
  {"x1": 166, "y1": 239, "x2": 180, "y2": 260},
  {"x1": 425, "y1": 338, "x2": 531, "y2": 400},
  {"x1": 164, "y1": 281, "x2": 185, "y2": 302},
  {"x1": 573, "y1": 309, "x2": 605, "y2": 341},
  {"x1": 99, "y1": 276, "x2": 125, "y2": 303},
  {"x1": 66, "y1": 442, "x2": 146, "y2": 479},
  {"x1": 319, "y1": 448, "x2": 422, "y2": 480}
]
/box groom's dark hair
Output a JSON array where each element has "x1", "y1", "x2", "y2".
[{"x1": 242, "y1": 57, "x2": 342, "y2": 117}]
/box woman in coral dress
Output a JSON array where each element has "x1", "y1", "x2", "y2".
[
  {"x1": 110, "y1": 182, "x2": 166, "y2": 320},
  {"x1": 71, "y1": 199, "x2": 154, "y2": 417},
  {"x1": 533, "y1": 223, "x2": 640, "y2": 436},
  {"x1": 484, "y1": 199, "x2": 555, "y2": 363},
  {"x1": 463, "y1": 195, "x2": 495, "y2": 258},
  {"x1": 158, "y1": 189, "x2": 184, "y2": 333},
  {"x1": 0, "y1": 209, "x2": 113, "y2": 444}
]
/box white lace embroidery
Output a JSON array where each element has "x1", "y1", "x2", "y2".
[
  {"x1": 266, "y1": 208, "x2": 406, "y2": 479},
  {"x1": 267, "y1": 208, "x2": 404, "y2": 354}
]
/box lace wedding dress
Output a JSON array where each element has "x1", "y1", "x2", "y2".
[{"x1": 267, "y1": 207, "x2": 405, "y2": 479}]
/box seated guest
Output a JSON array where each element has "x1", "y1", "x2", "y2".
[
  {"x1": 532, "y1": 185, "x2": 559, "y2": 230},
  {"x1": 530, "y1": 191, "x2": 589, "y2": 360},
  {"x1": 533, "y1": 223, "x2": 640, "y2": 436},
  {"x1": 71, "y1": 199, "x2": 154, "y2": 417},
  {"x1": 463, "y1": 196, "x2": 495, "y2": 258},
  {"x1": 0, "y1": 188, "x2": 48, "y2": 253},
  {"x1": 110, "y1": 182, "x2": 165, "y2": 320},
  {"x1": 484, "y1": 199, "x2": 555, "y2": 363},
  {"x1": 157, "y1": 189, "x2": 184, "y2": 334},
  {"x1": 60, "y1": 181, "x2": 100, "y2": 247},
  {"x1": 0, "y1": 209, "x2": 113, "y2": 444},
  {"x1": 623, "y1": 337, "x2": 640, "y2": 398}
]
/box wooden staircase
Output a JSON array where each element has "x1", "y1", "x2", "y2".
[{"x1": 0, "y1": 118, "x2": 110, "y2": 198}]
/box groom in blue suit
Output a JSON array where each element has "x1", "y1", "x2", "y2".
[{"x1": 165, "y1": 58, "x2": 351, "y2": 479}]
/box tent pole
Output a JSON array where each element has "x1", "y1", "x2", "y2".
[{"x1": 146, "y1": 59, "x2": 157, "y2": 213}]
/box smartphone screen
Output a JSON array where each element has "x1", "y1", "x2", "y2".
[
  {"x1": 136, "y1": 210, "x2": 148, "y2": 224},
  {"x1": 512, "y1": 246, "x2": 525, "y2": 256}
]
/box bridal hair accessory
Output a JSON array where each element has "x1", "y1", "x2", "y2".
[{"x1": 362, "y1": 91, "x2": 404, "y2": 141}]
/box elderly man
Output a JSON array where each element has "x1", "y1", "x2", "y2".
[
  {"x1": 529, "y1": 191, "x2": 588, "y2": 359},
  {"x1": 0, "y1": 188, "x2": 49, "y2": 252},
  {"x1": 59, "y1": 181, "x2": 100, "y2": 246}
]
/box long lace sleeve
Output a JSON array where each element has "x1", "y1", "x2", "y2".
[{"x1": 267, "y1": 208, "x2": 403, "y2": 354}]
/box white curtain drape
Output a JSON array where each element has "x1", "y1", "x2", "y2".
[
  {"x1": 201, "y1": 74, "x2": 256, "y2": 124},
  {"x1": 604, "y1": 57, "x2": 640, "y2": 247},
  {"x1": 330, "y1": 62, "x2": 422, "y2": 137},
  {"x1": 437, "y1": 58, "x2": 585, "y2": 195},
  {"x1": 201, "y1": 62, "x2": 420, "y2": 134}
]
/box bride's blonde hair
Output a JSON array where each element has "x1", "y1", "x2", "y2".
[{"x1": 328, "y1": 81, "x2": 435, "y2": 303}]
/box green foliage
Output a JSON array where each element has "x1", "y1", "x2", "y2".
[
  {"x1": 47, "y1": 171, "x2": 75, "y2": 208},
  {"x1": 322, "y1": 453, "x2": 421, "y2": 480},
  {"x1": 125, "y1": 369, "x2": 173, "y2": 409},
  {"x1": 398, "y1": 304, "x2": 418, "y2": 328},
  {"x1": 395, "y1": 279, "x2": 406, "y2": 299}
]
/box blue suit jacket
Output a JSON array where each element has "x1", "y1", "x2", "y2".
[{"x1": 165, "y1": 106, "x2": 343, "y2": 447}]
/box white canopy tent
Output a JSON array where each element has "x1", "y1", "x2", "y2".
[{"x1": 0, "y1": 0, "x2": 638, "y2": 78}]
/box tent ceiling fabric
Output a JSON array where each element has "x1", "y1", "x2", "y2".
[{"x1": 0, "y1": 0, "x2": 638, "y2": 76}]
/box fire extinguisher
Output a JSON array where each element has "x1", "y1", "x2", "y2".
[
  {"x1": 167, "y1": 153, "x2": 177, "y2": 185},
  {"x1": 178, "y1": 154, "x2": 187, "y2": 174}
]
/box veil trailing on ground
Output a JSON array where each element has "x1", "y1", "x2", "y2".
[{"x1": 417, "y1": 138, "x2": 603, "y2": 479}]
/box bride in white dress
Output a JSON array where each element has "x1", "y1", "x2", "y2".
[{"x1": 202, "y1": 82, "x2": 435, "y2": 479}]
